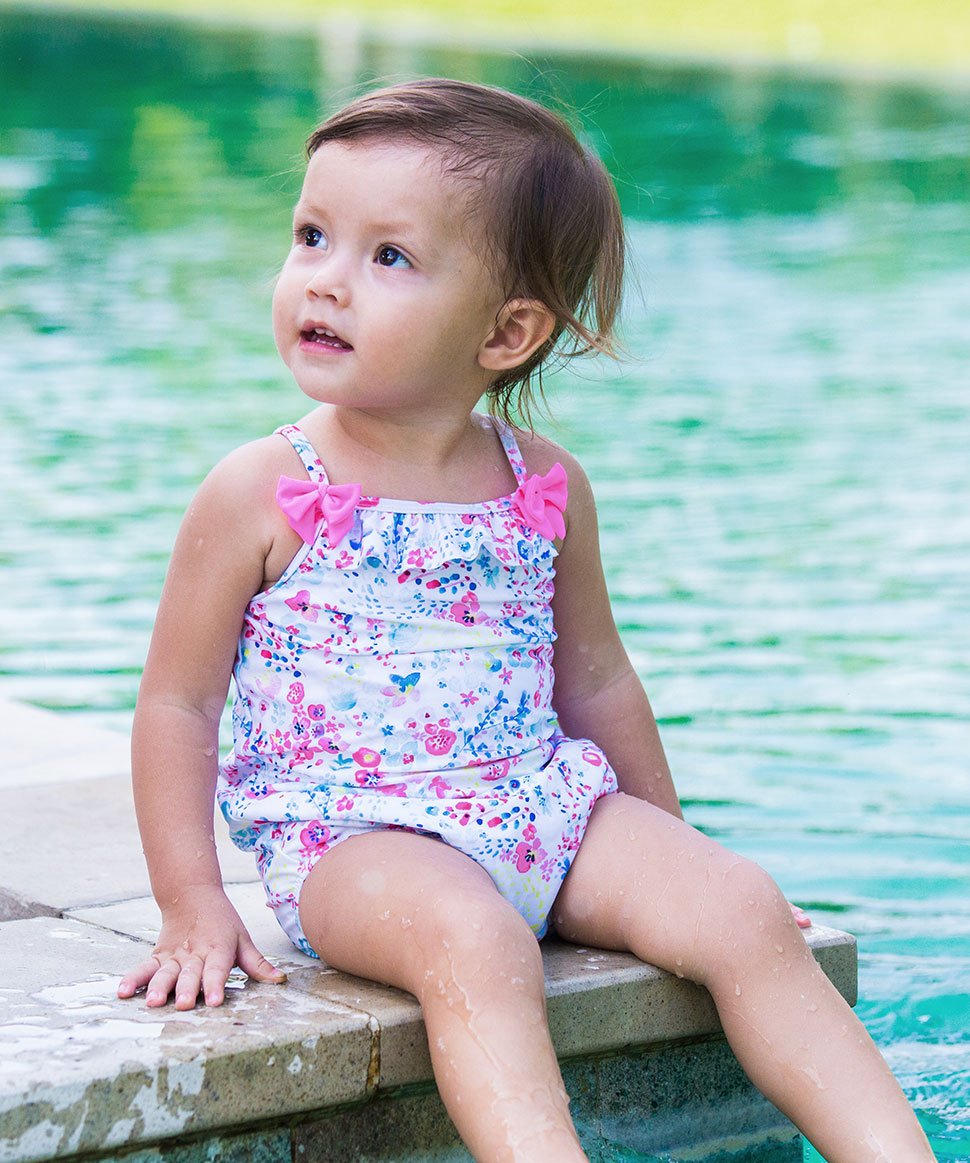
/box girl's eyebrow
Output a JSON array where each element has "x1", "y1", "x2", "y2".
[
  {"x1": 292, "y1": 196, "x2": 325, "y2": 221},
  {"x1": 369, "y1": 219, "x2": 440, "y2": 255},
  {"x1": 292, "y1": 197, "x2": 418, "y2": 235}
]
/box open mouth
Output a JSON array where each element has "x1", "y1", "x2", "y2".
[{"x1": 301, "y1": 327, "x2": 353, "y2": 351}]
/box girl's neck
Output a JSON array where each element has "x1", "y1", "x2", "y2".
[
  {"x1": 297, "y1": 405, "x2": 517, "y2": 504},
  {"x1": 331, "y1": 404, "x2": 483, "y2": 468}
]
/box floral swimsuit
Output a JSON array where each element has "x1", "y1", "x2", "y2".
[{"x1": 218, "y1": 418, "x2": 618, "y2": 956}]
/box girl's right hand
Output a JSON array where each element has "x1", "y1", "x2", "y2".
[{"x1": 117, "y1": 885, "x2": 287, "y2": 1010}]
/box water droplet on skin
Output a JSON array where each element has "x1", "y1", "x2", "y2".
[
  {"x1": 400, "y1": 917, "x2": 412, "y2": 929},
  {"x1": 472, "y1": 921, "x2": 482, "y2": 931},
  {"x1": 775, "y1": 944, "x2": 784, "y2": 954},
  {"x1": 735, "y1": 983, "x2": 742, "y2": 996},
  {"x1": 379, "y1": 910, "x2": 390, "y2": 920}
]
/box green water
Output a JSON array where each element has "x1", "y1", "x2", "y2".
[{"x1": 1, "y1": 8, "x2": 968, "y2": 1157}]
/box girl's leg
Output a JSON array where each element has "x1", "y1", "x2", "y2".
[
  {"x1": 299, "y1": 830, "x2": 587, "y2": 1163},
  {"x1": 552, "y1": 793, "x2": 934, "y2": 1163}
]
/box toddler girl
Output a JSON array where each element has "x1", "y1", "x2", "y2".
[{"x1": 119, "y1": 78, "x2": 933, "y2": 1162}]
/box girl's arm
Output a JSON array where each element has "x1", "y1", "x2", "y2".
[
  {"x1": 547, "y1": 450, "x2": 683, "y2": 818},
  {"x1": 118, "y1": 442, "x2": 290, "y2": 1008}
]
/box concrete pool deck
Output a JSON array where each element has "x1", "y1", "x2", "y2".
[{"x1": 0, "y1": 696, "x2": 858, "y2": 1162}]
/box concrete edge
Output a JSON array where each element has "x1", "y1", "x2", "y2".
[{"x1": 0, "y1": 914, "x2": 856, "y2": 1161}]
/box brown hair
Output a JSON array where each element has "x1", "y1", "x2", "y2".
[{"x1": 306, "y1": 78, "x2": 625, "y2": 424}]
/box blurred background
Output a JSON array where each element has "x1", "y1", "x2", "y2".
[{"x1": 1, "y1": 1, "x2": 968, "y2": 1157}]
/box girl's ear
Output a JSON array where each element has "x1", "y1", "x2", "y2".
[{"x1": 478, "y1": 298, "x2": 556, "y2": 372}]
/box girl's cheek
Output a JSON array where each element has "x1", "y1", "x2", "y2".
[{"x1": 272, "y1": 267, "x2": 298, "y2": 322}]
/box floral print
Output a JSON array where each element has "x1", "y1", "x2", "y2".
[{"x1": 218, "y1": 418, "x2": 617, "y2": 957}]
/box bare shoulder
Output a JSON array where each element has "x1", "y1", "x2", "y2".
[
  {"x1": 178, "y1": 433, "x2": 307, "y2": 582},
  {"x1": 156, "y1": 431, "x2": 310, "y2": 598},
  {"x1": 192, "y1": 433, "x2": 303, "y2": 518},
  {"x1": 204, "y1": 433, "x2": 297, "y2": 489},
  {"x1": 512, "y1": 427, "x2": 591, "y2": 486}
]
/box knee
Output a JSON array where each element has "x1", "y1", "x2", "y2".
[
  {"x1": 723, "y1": 855, "x2": 789, "y2": 918},
  {"x1": 410, "y1": 892, "x2": 542, "y2": 1006},
  {"x1": 697, "y1": 856, "x2": 799, "y2": 975}
]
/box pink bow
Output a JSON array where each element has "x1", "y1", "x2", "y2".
[
  {"x1": 276, "y1": 476, "x2": 361, "y2": 547},
  {"x1": 511, "y1": 462, "x2": 567, "y2": 540}
]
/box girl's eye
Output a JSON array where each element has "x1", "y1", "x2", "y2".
[
  {"x1": 375, "y1": 246, "x2": 411, "y2": 269},
  {"x1": 298, "y1": 225, "x2": 326, "y2": 249}
]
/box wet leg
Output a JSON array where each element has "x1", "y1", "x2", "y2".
[
  {"x1": 552, "y1": 793, "x2": 934, "y2": 1163},
  {"x1": 299, "y1": 831, "x2": 586, "y2": 1162}
]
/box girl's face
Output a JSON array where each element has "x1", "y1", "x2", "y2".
[{"x1": 273, "y1": 140, "x2": 507, "y2": 419}]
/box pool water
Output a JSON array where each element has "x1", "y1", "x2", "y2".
[{"x1": 1, "y1": 9, "x2": 968, "y2": 1158}]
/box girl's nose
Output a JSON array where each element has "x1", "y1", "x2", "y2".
[{"x1": 305, "y1": 256, "x2": 350, "y2": 306}]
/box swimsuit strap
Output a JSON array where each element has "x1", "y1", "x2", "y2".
[
  {"x1": 275, "y1": 424, "x2": 330, "y2": 484},
  {"x1": 494, "y1": 419, "x2": 529, "y2": 484}
]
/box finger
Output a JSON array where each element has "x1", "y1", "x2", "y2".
[
  {"x1": 174, "y1": 957, "x2": 205, "y2": 1011},
  {"x1": 200, "y1": 951, "x2": 236, "y2": 1008},
  {"x1": 145, "y1": 959, "x2": 182, "y2": 1007},
  {"x1": 790, "y1": 903, "x2": 812, "y2": 929},
  {"x1": 236, "y1": 937, "x2": 288, "y2": 985},
  {"x1": 117, "y1": 957, "x2": 162, "y2": 999}
]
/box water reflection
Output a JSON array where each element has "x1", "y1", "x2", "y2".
[{"x1": 1, "y1": 7, "x2": 968, "y2": 1154}]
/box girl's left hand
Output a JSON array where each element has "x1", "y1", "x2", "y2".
[{"x1": 790, "y1": 903, "x2": 811, "y2": 929}]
